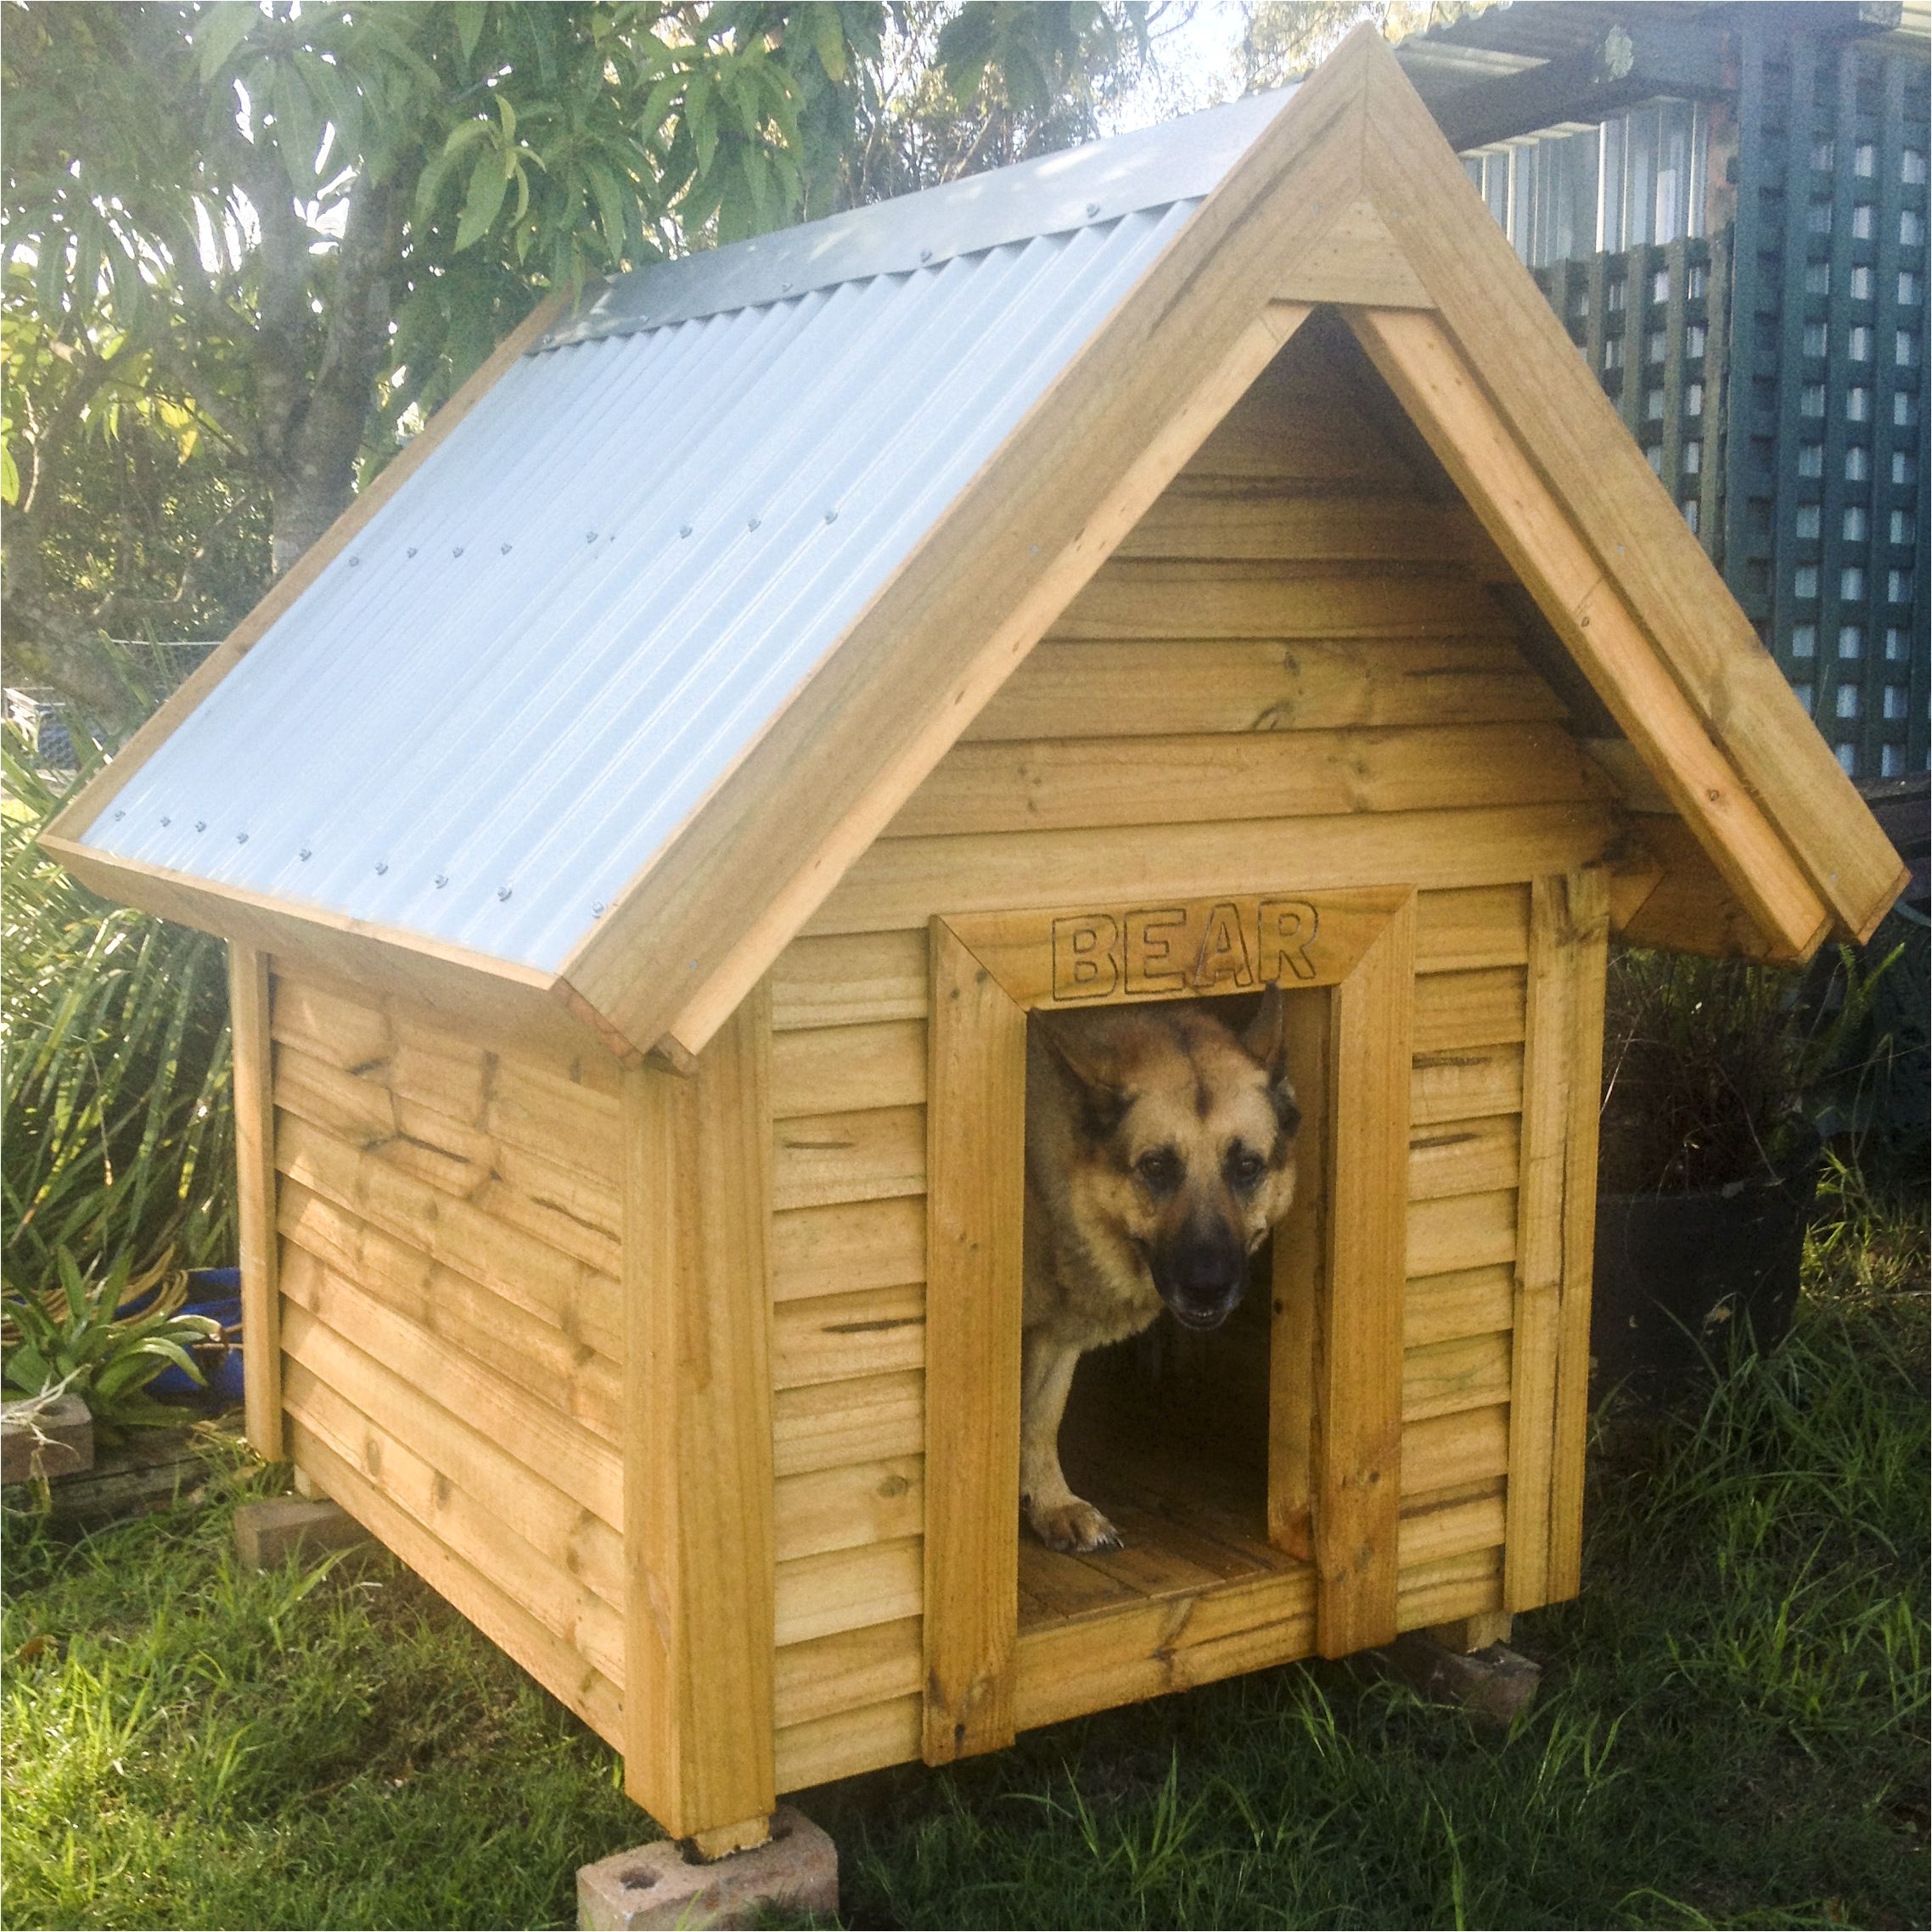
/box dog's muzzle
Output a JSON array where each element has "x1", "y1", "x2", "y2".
[{"x1": 1154, "y1": 1225, "x2": 1248, "y2": 1331}]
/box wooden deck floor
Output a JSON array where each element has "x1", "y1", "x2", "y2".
[{"x1": 1017, "y1": 1427, "x2": 1299, "y2": 1631}]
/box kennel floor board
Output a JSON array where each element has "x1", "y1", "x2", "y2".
[{"x1": 1016, "y1": 1431, "x2": 1300, "y2": 1629}]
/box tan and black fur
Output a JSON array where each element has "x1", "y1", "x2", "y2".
[{"x1": 1020, "y1": 987, "x2": 1300, "y2": 1553}]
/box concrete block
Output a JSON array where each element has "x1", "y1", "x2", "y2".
[
  {"x1": 578, "y1": 1806, "x2": 838, "y2": 1930},
  {"x1": 2, "y1": 1395, "x2": 94, "y2": 1485},
  {"x1": 1383, "y1": 1630, "x2": 1543, "y2": 1725},
  {"x1": 234, "y1": 1497, "x2": 369, "y2": 1569}
]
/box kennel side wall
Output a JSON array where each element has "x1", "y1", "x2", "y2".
[
  {"x1": 258, "y1": 952, "x2": 630, "y2": 1749},
  {"x1": 759, "y1": 332, "x2": 1623, "y2": 1789}
]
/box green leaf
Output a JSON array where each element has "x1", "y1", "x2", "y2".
[
  {"x1": 812, "y1": 6, "x2": 847, "y2": 84},
  {"x1": 272, "y1": 61, "x2": 323, "y2": 193},
  {"x1": 453, "y1": 145, "x2": 510, "y2": 252},
  {"x1": 584, "y1": 160, "x2": 629, "y2": 267},
  {"x1": 194, "y1": 3, "x2": 259, "y2": 82},
  {"x1": 453, "y1": 2, "x2": 487, "y2": 66}
]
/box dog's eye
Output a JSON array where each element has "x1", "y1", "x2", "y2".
[
  {"x1": 1135, "y1": 1149, "x2": 1181, "y2": 1191},
  {"x1": 1227, "y1": 1147, "x2": 1266, "y2": 1188}
]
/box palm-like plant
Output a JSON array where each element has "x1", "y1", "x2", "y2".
[{"x1": 2, "y1": 720, "x2": 235, "y2": 1296}]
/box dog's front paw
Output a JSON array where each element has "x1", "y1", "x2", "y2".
[{"x1": 1028, "y1": 1497, "x2": 1122, "y2": 1553}]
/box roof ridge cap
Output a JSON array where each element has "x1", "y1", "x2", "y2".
[{"x1": 536, "y1": 87, "x2": 1295, "y2": 349}]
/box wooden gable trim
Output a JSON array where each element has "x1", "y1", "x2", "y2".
[
  {"x1": 45, "y1": 295, "x2": 568, "y2": 848},
  {"x1": 556, "y1": 32, "x2": 1390, "y2": 1063},
  {"x1": 1348, "y1": 307, "x2": 1831, "y2": 961},
  {"x1": 1355, "y1": 37, "x2": 1906, "y2": 946}
]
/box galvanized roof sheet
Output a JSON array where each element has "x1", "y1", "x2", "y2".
[{"x1": 75, "y1": 89, "x2": 1294, "y2": 973}]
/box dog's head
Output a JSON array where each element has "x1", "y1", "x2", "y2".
[{"x1": 1041, "y1": 988, "x2": 1300, "y2": 1332}]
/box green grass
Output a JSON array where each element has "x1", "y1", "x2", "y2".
[{"x1": 4, "y1": 1192, "x2": 1925, "y2": 1931}]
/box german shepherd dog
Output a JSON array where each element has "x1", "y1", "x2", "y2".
[{"x1": 1021, "y1": 988, "x2": 1301, "y2": 1553}]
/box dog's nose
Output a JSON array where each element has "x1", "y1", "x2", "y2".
[{"x1": 1160, "y1": 1229, "x2": 1247, "y2": 1328}]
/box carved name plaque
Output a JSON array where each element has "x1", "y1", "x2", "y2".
[
  {"x1": 937, "y1": 885, "x2": 1414, "y2": 1011},
  {"x1": 1049, "y1": 899, "x2": 1319, "y2": 1002}
]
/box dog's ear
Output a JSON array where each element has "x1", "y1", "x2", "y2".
[
  {"x1": 1241, "y1": 983, "x2": 1289, "y2": 1080},
  {"x1": 1040, "y1": 1021, "x2": 1130, "y2": 1139},
  {"x1": 1242, "y1": 984, "x2": 1301, "y2": 1139}
]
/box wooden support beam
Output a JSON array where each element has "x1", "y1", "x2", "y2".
[
  {"x1": 1315, "y1": 891, "x2": 1414, "y2": 1656},
  {"x1": 623, "y1": 983, "x2": 777, "y2": 1844},
  {"x1": 1503, "y1": 870, "x2": 1609, "y2": 1612},
  {"x1": 229, "y1": 946, "x2": 283, "y2": 1462},
  {"x1": 921, "y1": 920, "x2": 1026, "y2": 1764}
]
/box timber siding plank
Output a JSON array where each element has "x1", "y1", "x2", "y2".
[
  {"x1": 889, "y1": 724, "x2": 1598, "y2": 838},
  {"x1": 966, "y1": 640, "x2": 1562, "y2": 742},
  {"x1": 806, "y1": 808, "x2": 1613, "y2": 938}
]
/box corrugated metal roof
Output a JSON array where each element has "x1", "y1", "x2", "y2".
[{"x1": 74, "y1": 90, "x2": 1295, "y2": 972}]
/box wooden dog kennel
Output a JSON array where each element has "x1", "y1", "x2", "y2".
[{"x1": 48, "y1": 30, "x2": 1905, "y2": 1854}]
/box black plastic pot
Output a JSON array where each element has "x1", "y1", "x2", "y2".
[{"x1": 1590, "y1": 1142, "x2": 1821, "y2": 1398}]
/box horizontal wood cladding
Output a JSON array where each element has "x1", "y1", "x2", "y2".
[
  {"x1": 279, "y1": 1275, "x2": 625, "y2": 1565},
  {"x1": 772, "y1": 931, "x2": 929, "y2": 1031},
  {"x1": 1045, "y1": 562, "x2": 1511, "y2": 641},
  {"x1": 773, "y1": 1020, "x2": 925, "y2": 1119},
  {"x1": 772, "y1": 1105, "x2": 924, "y2": 1211},
  {"x1": 274, "y1": 1110, "x2": 621, "y2": 1359},
  {"x1": 278, "y1": 1183, "x2": 621, "y2": 1441},
  {"x1": 774, "y1": 1285, "x2": 926, "y2": 1390},
  {"x1": 775, "y1": 1618, "x2": 923, "y2": 1729},
  {"x1": 292, "y1": 1420, "x2": 625, "y2": 1749},
  {"x1": 771, "y1": 1198, "x2": 925, "y2": 1303},
  {"x1": 773, "y1": 1371, "x2": 924, "y2": 1479},
  {"x1": 804, "y1": 809, "x2": 1612, "y2": 940},
  {"x1": 894, "y1": 724, "x2": 1598, "y2": 836},
  {"x1": 776, "y1": 1694, "x2": 924, "y2": 1793},
  {"x1": 967, "y1": 641, "x2": 1563, "y2": 743},
  {"x1": 1112, "y1": 488, "x2": 1495, "y2": 566},
  {"x1": 284, "y1": 1360, "x2": 624, "y2": 1685}
]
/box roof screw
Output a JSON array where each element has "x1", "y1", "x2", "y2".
[
  {"x1": 496, "y1": 885, "x2": 513, "y2": 901},
  {"x1": 434, "y1": 873, "x2": 448, "y2": 889},
  {"x1": 236, "y1": 831, "x2": 249, "y2": 844},
  {"x1": 586, "y1": 531, "x2": 598, "y2": 543},
  {"x1": 373, "y1": 860, "x2": 388, "y2": 875},
  {"x1": 500, "y1": 542, "x2": 512, "y2": 554},
  {"x1": 348, "y1": 556, "x2": 361, "y2": 568},
  {"x1": 113, "y1": 808, "x2": 126, "y2": 819},
  {"x1": 592, "y1": 901, "x2": 606, "y2": 916},
  {"x1": 194, "y1": 820, "x2": 206, "y2": 833},
  {"x1": 1086, "y1": 201, "x2": 1100, "y2": 217},
  {"x1": 824, "y1": 508, "x2": 838, "y2": 524},
  {"x1": 300, "y1": 848, "x2": 312, "y2": 861},
  {"x1": 678, "y1": 525, "x2": 693, "y2": 539},
  {"x1": 781, "y1": 279, "x2": 793, "y2": 292},
  {"x1": 407, "y1": 547, "x2": 418, "y2": 559},
  {"x1": 452, "y1": 545, "x2": 464, "y2": 558},
  {"x1": 918, "y1": 247, "x2": 933, "y2": 263},
  {"x1": 747, "y1": 516, "x2": 761, "y2": 532},
  {"x1": 160, "y1": 816, "x2": 171, "y2": 827}
]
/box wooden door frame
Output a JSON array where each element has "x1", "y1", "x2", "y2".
[{"x1": 922, "y1": 885, "x2": 1416, "y2": 1763}]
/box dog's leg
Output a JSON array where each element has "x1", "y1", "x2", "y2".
[{"x1": 1019, "y1": 1328, "x2": 1120, "y2": 1553}]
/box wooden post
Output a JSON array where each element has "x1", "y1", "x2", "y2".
[
  {"x1": 1504, "y1": 870, "x2": 1609, "y2": 1611},
  {"x1": 1267, "y1": 990, "x2": 1331, "y2": 1563},
  {"x1": 622, "y1": 983, "x2": 777, "y2": 1852},
  {"x1": 1314, "y1": 894, "x2": 1414, "y2": 1657},
  {"x1": 1546, "y1": 869, "x2": 1610, "y2": 1602},
  {"x1": 921, "y1": 919, "x2": 1026, "y2": 1764},
  {"x1": 228, "y1": 944, "x2": 283, "y2": 1462}
]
